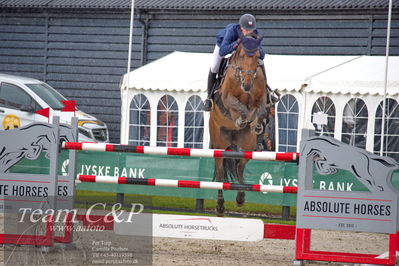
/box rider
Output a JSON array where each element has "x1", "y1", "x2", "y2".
[{"x1": 204, "y1": 13, "x2": 270, "y2": 111}]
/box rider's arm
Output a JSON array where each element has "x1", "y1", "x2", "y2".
[
  {"x1": 259, "y1": 46, "x2": 265, "y2": 60},
  {"x1": 218, "y1": 26, "x2": 239, "y2": 57}
]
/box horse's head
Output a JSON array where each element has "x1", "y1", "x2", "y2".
[{"x1": 231, "y1": 32, "x2": 263, "y2": 92}]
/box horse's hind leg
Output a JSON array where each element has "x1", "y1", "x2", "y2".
[
  {"x1": 214, "y1": 157, "x2": 225, "y2": 217},
  {"x1": 236, "y1": 159, "x2": 247, "y2": 206},
  {"x1": 216, "y1": 190, "x2": 225, "y2": 216},
  {"x1": 236, "y1": 191, "x2": 245, "y2": 207}
]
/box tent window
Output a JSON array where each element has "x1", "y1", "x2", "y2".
[
  {"x1": 277, "y1": 94, "x2": 298, "y2": 152},
  {"x1": 311, "y1": 96, "x2": 335, "y2": 137},
  {"x1": 129, "y1": 94, "x2": 150, "y2": 146},
  {"x1": 184, "y1": 96, "x2": 204, "y2": 148},
  {"x1": 157, "y1": 95, "x2": 178, "y2": 147},
  {"x1": 374, "y1": 99, "x2": 399, "y2": 162},
  {"x1": 341, "y1": 98, "x2": 368, "y2": 149}
]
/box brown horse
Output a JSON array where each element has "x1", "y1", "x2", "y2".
[{"x1": 209, "y1": 34, "x2": 267, "y2": 216}]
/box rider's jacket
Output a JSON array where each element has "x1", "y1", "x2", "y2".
[{"x1": 216, "y1": 24, "x2": 265, "y2": 60}]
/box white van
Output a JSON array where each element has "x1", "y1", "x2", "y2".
[{"x1": 0, "y1": 73, "x2": 109, "y2": 142}]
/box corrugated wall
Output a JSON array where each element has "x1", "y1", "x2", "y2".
[
  {"x1": 145, "y1": 13, "x2": 399, "y2": 60},
  {"x1": 0, "y1": 11, "x2": 142, "y2": 142},
  {"x1": 0, "y1": 13, "x2": 46, "y2": 79},
  {"x1": 0, "y1": 10, "x2": 398, "y2": 142},
  {"x1": 372, "y1": 15, "x2": 399, "y2": 55},
  {"x1": 45, "y1": 12, "x2": 141, "y2": 141}
]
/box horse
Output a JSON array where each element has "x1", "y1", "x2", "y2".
[{"x1": 209, "y1": 33, "x2": 268, "y2": 216}]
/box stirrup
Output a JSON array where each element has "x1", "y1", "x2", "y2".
[
  {"x1": 204, "y1": 98, "x2": 214, "y2": 111},
  {"x1": 268, "y1": 86, "x2": 280, "y2": 102}
]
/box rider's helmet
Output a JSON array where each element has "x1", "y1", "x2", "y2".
[{"x1": 239, "y1": 14, "x2": 256, "y2": 31}]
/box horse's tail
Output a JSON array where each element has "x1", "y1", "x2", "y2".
[{"x1": 222, "y1": 144, "x2": 242, "y2": 183}]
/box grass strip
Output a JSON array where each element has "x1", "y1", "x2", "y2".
[{"x1": 76, "y1": 190, "x2": 296, "y2": 225}]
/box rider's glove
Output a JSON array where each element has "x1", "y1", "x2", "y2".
[{"x1": 233, "y1": 38, "x2": 241, "y2": 49}]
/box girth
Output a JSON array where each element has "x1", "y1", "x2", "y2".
[{"x1": 214, "y1": 91, "x2": 232, "y2": 120}]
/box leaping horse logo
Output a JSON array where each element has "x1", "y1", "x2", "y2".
[
  {"x1": 301, "y1": 136, "x2": 399, "y2": 194},
  {"x1": 0, "y1": 123, "x2": 75, "y2": 173}
]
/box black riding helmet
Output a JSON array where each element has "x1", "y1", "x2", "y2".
[{"x1": 239, "y1": 14, "x2": 256, "y2": 31}]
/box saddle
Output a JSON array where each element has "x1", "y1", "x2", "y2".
[
  {"x1": 214, "y1": 57, "x2": 229, "y2": 92},
  {"x1": 212, "y1": 57, "x2": 230, "y2": 118}
]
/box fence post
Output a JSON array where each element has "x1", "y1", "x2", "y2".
[
  {"x1": 195, "y1": 199, "x2": 204, "y2": 211},
  {"x1": 117, "y1": 193, "x2": 125, "y2": 205},
  {"x1": 282, "y1": 206, "x2": 290, "y2": 220}
]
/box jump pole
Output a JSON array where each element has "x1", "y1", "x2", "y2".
[
  {"x1": 77, "y1": 175, "x2": 298, "y2": 194},
  {"x1": 63, "y1": 142, "x2": 299, "y2": 162}
]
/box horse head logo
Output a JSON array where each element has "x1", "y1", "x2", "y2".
[
  {"x1": 301, "y1": 136, "x2": 399, "y2": 194},
  {"x1": 0, "y1": 123, "x2": 76, "y2": 173}
]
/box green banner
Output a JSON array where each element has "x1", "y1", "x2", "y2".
[
  {"x1": 10, "y1": 151, "x2": 399, "y2": 207},
  {"x1": 73, "y1": 152, "x2": 296, "y2": 206}
]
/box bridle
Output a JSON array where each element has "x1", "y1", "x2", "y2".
[{"x1": 227, "y1": 47, "x2": 260, "y2": 92}]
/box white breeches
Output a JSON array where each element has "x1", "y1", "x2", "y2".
[{"x1": 210, "y1": 45, "x2": 223, "y2": 73}]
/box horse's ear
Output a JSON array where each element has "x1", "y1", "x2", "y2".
[{"x1": 256, "y1": 35, "x2": 264, "y2": 45}]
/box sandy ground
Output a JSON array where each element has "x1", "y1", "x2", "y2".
[
  {"x1": 0, "y1": 225, "x2": 390, "y2": 266},
  {"x1": 152, "y1": 231, "x2": 389, "y2": 266}
]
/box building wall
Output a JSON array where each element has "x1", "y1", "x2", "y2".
[{"x1": 0, "y1": 9, "x2": 398, "y2": 142}]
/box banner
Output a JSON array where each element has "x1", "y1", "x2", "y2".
[{"x1": 10, "y1": 151, "x2": 399, "y2": 207}]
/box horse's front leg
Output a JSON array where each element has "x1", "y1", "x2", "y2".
[
  {"x1": 251, "y1": 104, "x2": 268, "y2": 135},
  {"x1": 224, "y1": 95, "x2": 249, "y2": 129}
]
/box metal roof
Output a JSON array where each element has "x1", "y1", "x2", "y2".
[{"x1": 0, "y1": 0, "x2": 397, "y2": 10}]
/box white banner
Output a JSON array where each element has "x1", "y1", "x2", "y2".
[{"x1": 114, "y1": 213, "x2": 264, "y2": 242}]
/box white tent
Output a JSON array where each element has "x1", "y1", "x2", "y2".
[
  {"x1": 120, "y1": 51, "x2": 399, "y2": 155},
  {"x1": 122, "y1": 51, "x2": 212, "y2": 92},
  {"x1": 304, "y1": 56, "x2": 399, "y2": 96},
  {"x1": 265, "y1": 54, "x2": 360, "y2": 92},
  {"x1": 121, "y1": 51, "x2": 361, "y2": 93}
]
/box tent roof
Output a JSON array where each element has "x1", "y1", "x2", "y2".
[
  {"x1": 124, "y1": 51, "x2": 399, "y2": 96},
  {"x1": 265, "y1": 54, "x2": 360, "y2": 92},
  {"x1": 304, "y1": 56, "x2": 399, "y2": 96},
  {"x1": 125, "y1": 51, "x2": 211, "y2": 92}
]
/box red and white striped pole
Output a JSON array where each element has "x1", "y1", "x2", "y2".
[
  {"x1": 63, "y1": 142, "x2": 299, "y2": 162},
  {"x1": 77, "y1": 175, "x2": 298, "y2": 194}
]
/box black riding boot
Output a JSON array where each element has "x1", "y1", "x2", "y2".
[{"x1": 204, "y1": 71, "x2": 217, "y2": 111}]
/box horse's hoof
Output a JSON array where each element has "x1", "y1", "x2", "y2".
[
  {"x1": 254, "y1": 123, "x2": 264, "y2": 135},
  {"x1": 215, "y1": 206, "x2": 225, "y2": 217},
  {"x1": 236, "y1": 192, "x2": 245, "y2": 207},
  {"x1": 256, "y1": 143, "x2": 264, "y2": 151},
  {"x1": 235, "y1": 117, "x2": 247, "y2": 129}
]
